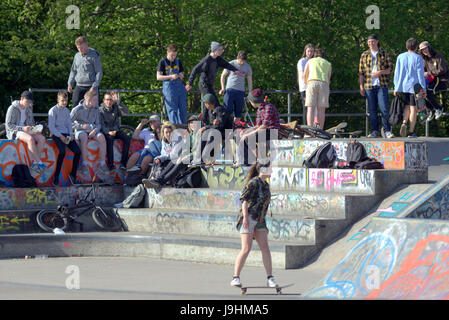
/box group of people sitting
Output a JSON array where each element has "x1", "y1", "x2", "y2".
[{"x1": 5, "y1": 87, "x2": 281, "y2": 188}]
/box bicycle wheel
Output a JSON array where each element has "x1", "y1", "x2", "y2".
[
  {"x1": 36, "y1": 209, "x2": 68, "y2": 232},
  {"x1": 91, "y1": 207, "x2": 123, "y2": 231},
  {"x1": 299, "y1": 125, "x2": 332, "y2": 140}
]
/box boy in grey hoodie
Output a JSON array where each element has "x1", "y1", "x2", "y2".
[
  {"x1": 48, "y1": 91, "x2": 81, "y2": 186},
  {"x1": 67, "y1": 36, "x2": 103, "y2": 108},
  {"x1": 5, "y1": 91, "x2": 47, "y2": 173},
  {"x1": 70, "y1": 90, "x2": 108, "y2": 174}
]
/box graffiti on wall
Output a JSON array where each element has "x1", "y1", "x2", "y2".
[
  {"x1": 408, "y1": 184, "x2": 449, "y2": 220},
  {"x1": 269, "y1": 167, "x2": 374, "y2": 193},
  {"x1": 305, "y1": 220, "x2": 449, "y2": 299},
  {"x1": 146, "y1": 210, "x2": 315, "y2": 243},
  {"x1": 0, "y1": 139, "x2": 142, "y2": 186},
  {"x1": 272, "y1": 140, "x2": 427, "y2": 171}
]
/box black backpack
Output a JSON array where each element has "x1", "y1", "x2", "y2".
[
  {"x1": 354, "y1": 158, "x2": 384, "y2": 169},
  {"x1": 174, "y1": 166, "x2": 203, "y2": 188},
  {"x1": 346, "y1": 141, "x2": 369, "y2": 167},
  {"x1": 12, "y1": 164, "x2": 37, "y2": 187},
  {"x1": 389, "y1": 95, "x2": 403, "y2": 126},
  {"x1": 303, "y1": 142, "x2": 336, "y2": 168}
]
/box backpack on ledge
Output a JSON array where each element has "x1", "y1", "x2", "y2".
[
  {"x1": 12, "y1": 164, "x2": 37, "y2": 188},
  {"x1": 346, "y1": 141, "x2": 369, "y2": 168},
  {"x1": 303, "y1": 142, "x2": 336, "y2": 168}
]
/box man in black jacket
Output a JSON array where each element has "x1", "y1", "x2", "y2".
[
  {"x1": 99, "y1": 91, "x2": 131, "y2": 170},
  {"x1": 199, "y1": 93, "x2": 233, "y2": 163},
  {"x1": 185, "y1": 41, "x2": 238, "y2": 112}
]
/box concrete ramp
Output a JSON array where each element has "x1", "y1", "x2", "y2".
[{"x1": 304, "y1": 217, "x2": 449, "y2": 299}]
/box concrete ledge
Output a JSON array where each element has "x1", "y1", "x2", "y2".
[
  {"x1": 118, "y1": 208, "x2": 316, "y2": 245},
  {"x1": 203, "y1": 166, "x2": 428, "y2": 195},
  {"x1": 272, "y1": 139, "x2": 428, "y2": 171},
  {"x1": 0, "y1": 233, "x2": 288, "y2": 268},
  {"x1": 145, "y1": 188, "x2": 347, "y2": 220},
  {"x1": 0, "y1": 139, "x2": 144, "y2": 186}
]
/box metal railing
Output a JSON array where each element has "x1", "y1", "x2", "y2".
[{"x1": 28, "y1": 87, "x2": 448, "y2": 137}]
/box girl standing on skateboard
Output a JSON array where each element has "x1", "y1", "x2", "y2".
[{"x1": 231, "y1": 161, "x2": 278, "y2": 288}]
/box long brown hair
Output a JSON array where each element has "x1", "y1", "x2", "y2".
[
  {"x1": 245, "y1": 161, "x2": 271, "y2": 184},
  {"x1": 301, "y1": 43, "x2": 315, "y2": 58}
]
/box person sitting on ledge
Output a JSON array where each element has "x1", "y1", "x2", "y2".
[
  {"x1": 48, "y1": 90, "x2": 81, "y2": 186},
  {"x1": 126, "y1": 115, "x2": 162, "y2": 175},
  {"x1": 142, "y1": 115, "x2": 201, "y2": 188},
  {"x1": 99, "y1": 91, "x2": 131, "y2": 171},
  {"x1": 5, "y1": 91, "x2": 47, "y2": 174},
  {"x1": 70, "y1": 90, "x2": 108, "y2": 177}
]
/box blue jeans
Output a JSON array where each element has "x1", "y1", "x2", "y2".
[
  {"x1": 365, "y1": 86, "x2": 390, "y2": 132},
  {"x1": 223, "y1": 89, "x2": 245, "y2": 118},
  {"x1": 137, "y1": 140, "x2": 162, "y2": 165},
  {"x1": 163, "y1": 80, "x2": 188, "y2": 124}
]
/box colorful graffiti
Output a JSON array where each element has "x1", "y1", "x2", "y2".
[
  {"x1": 144, "y1": 210, "x2": 315, "y2": 243},
  {"x1": 0, "y1": 138, "x2": 143, "y2": 186},
  {"x1": 272, "y1": 140, "x2": 427, "y2": 171},
  {"x1": 305, "y1": 219, "x2": 449, "y2": 299},
  {"x1": 0, "y1": 212, "x2": 33, "y2": 232},
  {"x1": 269, "y1": 167, "x2": 374, "y2": 194}
]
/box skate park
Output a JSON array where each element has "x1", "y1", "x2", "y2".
[{"x1": 0, "y1": 134, "x2": 448, "y2": 300}]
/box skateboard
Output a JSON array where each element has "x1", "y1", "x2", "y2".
[
  {"x1": 414, "y1": 83, "x2": 430, "y2": 122},
  {"x1": 239, "y1": 283, "x2": 294, "y2": 295},
  {"x1": 325, "y1": 122, "x2": 347, "y2": 134},
  {"x1": 330, "y1": 130, "x2": 362, "y2": 138}
]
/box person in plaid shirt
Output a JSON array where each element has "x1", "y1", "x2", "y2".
[
  {"x1": 359, "y1": 34, "x2": 394, "y2": 138},
  {"x1": 238, "y1": 89, "x2": 279, "y2": 164}
]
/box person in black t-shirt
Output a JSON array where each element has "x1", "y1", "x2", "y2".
[{"x1": 157, "y1": 44, "x2": 188, "y2": 124}]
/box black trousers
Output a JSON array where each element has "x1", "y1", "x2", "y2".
[
  {"x1": 426, "y1": 80, "x2": 447, "y2": 111},
  {"x1": 72, "y1": 86, "x2": 100, "y2": 108},
  {"x1": 104, "y1": 130, "x2": 131, "y2": 168},
  {"x1": 52, "y1": 134, "x2": 81, "y2": 182}
]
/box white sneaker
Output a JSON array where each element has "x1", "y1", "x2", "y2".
[
  {"x1": 127, "y1": 165, "x2": 141, "y2": 173},
  {"x1": 400, "y1": 123, "x2": 407, "y2": 137},
  {"x1": 435, "y1": 109, "x2": 443, "y2": 120},
  {"x1": 267, "y1": 276, "x2": 278, "y2": 288},
  {"x1": 230, "y1": 277, "x2": 242, "y2": 287},
  {"x1": 385, "y1": 131, "x2": 395, "y2": 139}
]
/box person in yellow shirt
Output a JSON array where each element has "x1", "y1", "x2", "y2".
[{"x1": 303, "y1": 49, "x2": 332, "y2": 129}]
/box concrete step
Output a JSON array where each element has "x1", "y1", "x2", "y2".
[
  {"x1": 202, "y1": 166, "x2": 427, "y2": 195},
  {"x1": 145, "y1": 188, "x2": 347, "y2": 220},
  {"x1": 0, "y1": 185, "x2": 126, "y2": 211},
  {"x1": 271, "y1": 139, "x2": 428, "y2": 171},
  {"x1": 118, "y1": 208, "x2": 316, "y2": 245},
  {"x1": 0, "y1": 232, "x2": 313, "y2": 269}
]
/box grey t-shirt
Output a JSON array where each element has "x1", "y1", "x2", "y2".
[{"x1": 225, "y1": 60, "x2": 252, "y2": 92}]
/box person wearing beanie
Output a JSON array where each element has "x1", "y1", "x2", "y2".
[
  {"x1": 359, "y1": 34, "x2": 394, "y2": 138},
  {"x1": 238, "y1": 89, "x2": 280, "y2": 165},
  {"x1": 418, "y1": 41, "x2": 448, "y2": 120},
  {"x1": 186, "y1": 41, "x2": 238, "y2": 112}
]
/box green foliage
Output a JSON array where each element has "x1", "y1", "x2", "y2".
[{"x1": 2, "y1": 0, "x2": 449, "y2": 135}]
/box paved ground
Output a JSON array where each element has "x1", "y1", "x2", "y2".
[{"x1": 0, "y1": 256, "x2": 325, "y2": 300}]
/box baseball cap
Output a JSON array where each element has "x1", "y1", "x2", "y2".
[
  {"x1": 201, "y1": 93, "x2": 216, "y2": 104},
  {"x1": 247, "y1": 88, "x2": 265, "y2": 103},
  {"x1": 21, "y1": 90, "x2": 34, "y2": 102},
  {"x1": 419, "y1": 41, "x2": 430, "y2": 50},
  {"x1": 367, "y1": 34, "x2": 378, "y2": 41},
  {"x1": 149, "y1": 115, "x2": 161, "y2": 122},
  {"x1": 187, "y1": 115, "x2": 200, "y2": 122}
]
